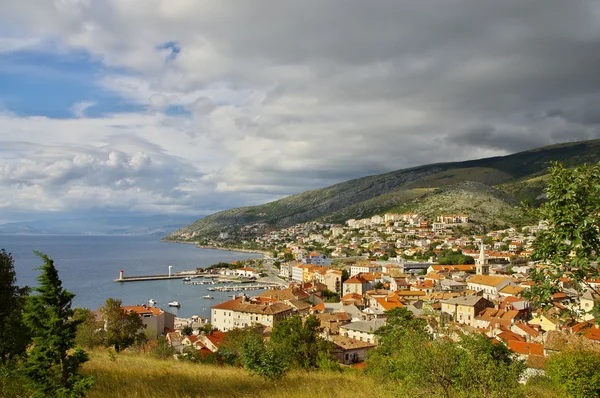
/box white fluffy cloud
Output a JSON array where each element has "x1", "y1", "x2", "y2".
[{"x1": 1, "y1": 0, "x2": 600, "y2": 222}]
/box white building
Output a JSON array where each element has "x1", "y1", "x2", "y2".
[
  {"x1": 211, "y1": 297, "x2": 295, "y2": 332},
  {"x1": 467, "y1": 275, "x2": 513, "y2": 300},
  {"x1": 350, "y1": 263, "x2": 382, "y2": 277},
  {"x1": 339, "y1": 319, "x2": 386, "y2": 344}
]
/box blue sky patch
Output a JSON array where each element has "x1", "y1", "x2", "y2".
[
  {"x1": 0, "y1": 49, "x2": 142, "y2": 118},
  {"x1": 157, "y1": 41, "x2": 181, "y2": 62}
]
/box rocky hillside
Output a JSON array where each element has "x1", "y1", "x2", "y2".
[{"x1": 166, "y1": 139, "x2": 600, "y2": 240}]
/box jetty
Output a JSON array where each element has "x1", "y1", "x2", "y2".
[
  {"x1": 114, "y1": 267, "x2": 187, "y2": 283},
  {"x1": 114, "y1": 274, "x2": 187, "y2": 283}
]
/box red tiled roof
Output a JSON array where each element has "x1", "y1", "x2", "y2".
[
  {"x1": 123, "y1": 305, "x2": 163, "y2": 316},
  {"x1": 508, "y1": 340, "x2": 545, "y2": 356}
]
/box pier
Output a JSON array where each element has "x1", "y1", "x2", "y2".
[
  {"x1": 114, "y1": 274, "x2": 187, "y2": 283},
  {"x1": 114, "y1": 267, "x2": 187, "y2": 283}
]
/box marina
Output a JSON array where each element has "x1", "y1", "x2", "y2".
[{"x1": 206, "y1": 283, "x2": 281, "y2": 292}]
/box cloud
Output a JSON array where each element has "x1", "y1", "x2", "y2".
[
  {"x1": 1, "y1": 1, "x2": 600, "y2": 223},
  {"x1": 69, "y1": 100, "x2": 96, "y2": 117}
]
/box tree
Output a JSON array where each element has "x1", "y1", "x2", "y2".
[
  {"x1": 523, "y1": 162, "x2": 600, "y2": 320},
  {"x1": 198, "y1": 323, "x2": 215, "y2": 334},
  {"x1": 270, "y1": 315, "x2": 330, "y2": 369},
  {"x1": 368, "y1": 308, "x2": 524, "y2": 397},
  {"x1": 373, "y1": 281, "x2": 385, "y2": 290},
  {"x1": 545, "y1": 349, "x2": 600, "y2": 398},
  {"x1": 341, "y1": 269, "x2": 350, "y2": 282},
  {"x1": 181, "y1": 326, "x2": 194, "y2": 336},
  {"x1": 22, "y1": 252, "x2": 94, "y2": 397},
  {"x1": 239, "y1": 333, "x2": 289, "y2": 381},
  {"x1": 283, "y1": 252, "x2": 294, "y2": 261},
  {"x1": 0, "y1": 249, "x2": 30, "y2": 364},
  {"x1": 74, "y1": 308, "x2": 106, "y2": 349},
  {"x1": 455, "y1": 333, "x2": 525, "y2": 397},
  {"x1": 218, "y1": 326, "x2": 264, "y2": 366},
  {"x1": 101, "y1": 298, "x2": 147, "y2": 352}
]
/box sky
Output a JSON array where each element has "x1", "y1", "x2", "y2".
[{"x1": 1, "y1": 0, "x2": 600, "y2": 226}]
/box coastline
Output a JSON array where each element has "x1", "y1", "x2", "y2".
[
  {"x1": 163, "y1": 239, "x2": 270, "y2": 257},
  {"x1": 195, "y1": 244, "x2": 270, "y2": 257}
]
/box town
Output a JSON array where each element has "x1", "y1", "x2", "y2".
[{"x1": 145, "y1": 211, "x2": 598, "y2": 371}]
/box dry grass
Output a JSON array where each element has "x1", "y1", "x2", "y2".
[{"x1": 82, "y1": 350, "x2": 396, "y2": 398}]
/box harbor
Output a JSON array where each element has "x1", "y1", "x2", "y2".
[{"x1": 206, "y1": 283, "x2": 281, "y2": 292}]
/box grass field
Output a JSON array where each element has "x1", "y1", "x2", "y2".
[{"x1": 82, "y1": 350, "x2": 396, "y2": 398}]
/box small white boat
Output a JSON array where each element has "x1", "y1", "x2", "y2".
[
  {"x1": 183, "y1": 277, "x2": 191, "y2": 281},
  {"x1": 168, "y1": 301, "x2": 181, "y2": 308},
  {"x1": 203, "y1": 295, "x2": 214, "y2": 299},
  {"x1": 148, "y1": 299, "x2": 157, "y2": 305}
]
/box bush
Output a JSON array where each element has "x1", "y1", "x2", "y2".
[{"x1": 150, "y1": 337, "x2": 175, "y2": 360}]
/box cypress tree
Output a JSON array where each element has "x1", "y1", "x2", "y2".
[
  {"x1": 23, "y1": 252, "x2": 94, "y2": 397},
  {"x1": 0, "y1": 248, "x2": 30, "y2": 363}
]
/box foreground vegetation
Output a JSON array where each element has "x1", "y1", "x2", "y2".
[{"x1": 82, "y1": 349, "x2": 393, "y2": 398}]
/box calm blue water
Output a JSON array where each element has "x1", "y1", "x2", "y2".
[{"x1": 1, "y1": 235, "x2": 261, "y2": 319}]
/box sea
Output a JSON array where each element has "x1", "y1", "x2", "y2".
[{"x1": 1, "y1": 235, "x2": 262, "y2": 319}]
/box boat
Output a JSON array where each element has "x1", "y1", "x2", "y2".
[
  {"x1": 183, "y1": 277, "x2": 191, "y2": 282},
  {"x1": 148, "y1": 299, "x2": 157, "y2": 305},
  {"x1": 203, "y1": 295, "x2": 214, "y2": 299},
  {"x1": 168, "y1": 301, "x2": 181, "y2": 308}
]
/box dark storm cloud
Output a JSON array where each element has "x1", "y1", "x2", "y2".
[{"x1": 2, "y1": 0, "x2": 600, "y2": 220}]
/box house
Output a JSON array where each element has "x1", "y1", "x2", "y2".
[
  {"x1": 182, "y1": 334, "x2": 207, "y2": 351},
  {"x1": 499, "y1": 296, "x2": 531, "y2": 319},
  {"x1": 279, "y1": 262, "x2": 294, "y2": 278},
  {"x1": 511, "y1": 323, "x2": 541, "y2": 342},
  {"x1": 529, "y1": 310, "x2": 560, "y2": 332},
  {"x1": 343, "y1": 275, "x2": 369, "y2": 296},
  {"x1": 291, "y1": 264, "x2": 316, "y2": 282},
  {"x1": 341, "y1": 293, "x2": 365, "y2": 308},
  {"x1": 440, "y1": 295, "x2": 492, "y2": 326},
  {"x1": 390, "y1": 277, "x2": 411, "y2": 292},
  {"x1": 579, "y1": 290, "x2": 600, "y2": 321},
  {"x1": 427, "y1": 264, "x2": 476, "y2": 275},
  {"x1": 411, "y1": 280, "x2": 436, "y2": 294},
  {"x1": 372, "y1": 294, "x2": 404, "y2": 312},
  {"x1": 315, "y1": 269, "x2": 343, "y2": 293},
  {"x1": 473, "y1": 307, "x2": 520, "y2": 329},
  {"x1": 236, "y1": 267, "x2": 260, "y2": 278},
  {"x1": 211, "y1": 297, "x2": 295, "y2": 331},
  {"x1": 467, "y1": 275, "x2": 513, "y2": 299},
  {"x1": 350, "y1": 263, "x2": 382, "y2": 277},
  {"x1": 330, "y1": 335, "x2": 376, "y2": 365},
  {"x1": 498, "y1": 285, "x2": 525, "y2": 298},
  {"x1": 339, "y1": 319, "x2": 386, "y2": 344},
  {"x1": 302, "y1": 252, "x2": 331, "y2": 266},
  {"x1": 198, "y1": 331, "x2": 227, "y2": 352},
  {"x1": 507, "y1": 340, "x2": 545, "y2": 359},
  {"x1": 440, "y1": 279, "x2": 467, "y2": 292},
  {"x1": 392, "y1": 290, "x2": 427, "y2": 301},
  {"x1": 316, "y1": 312, "x2": 351, "y2": 336},
  {"x1": 122, "y1": 305, "x2": 176, "y2": 339},
  {"x1": 257, "y1": 287, "x2": 310, "y2": 302}
]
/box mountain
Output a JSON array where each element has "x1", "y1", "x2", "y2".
[{"x1": 166, "y1": 139, "x2": 600, "y2": 241}]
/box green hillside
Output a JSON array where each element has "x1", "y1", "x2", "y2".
[{"x1": 166, "y1": 139, "x2": 600, "y2": 240}]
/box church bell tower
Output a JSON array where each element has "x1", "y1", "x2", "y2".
[{"x1": 476, "y1": 241, "x2": 489, "y2": 275}]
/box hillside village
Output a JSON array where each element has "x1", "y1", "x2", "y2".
[{"x1": 156, "y1": 211, "x2": 600, "y2": 369}]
